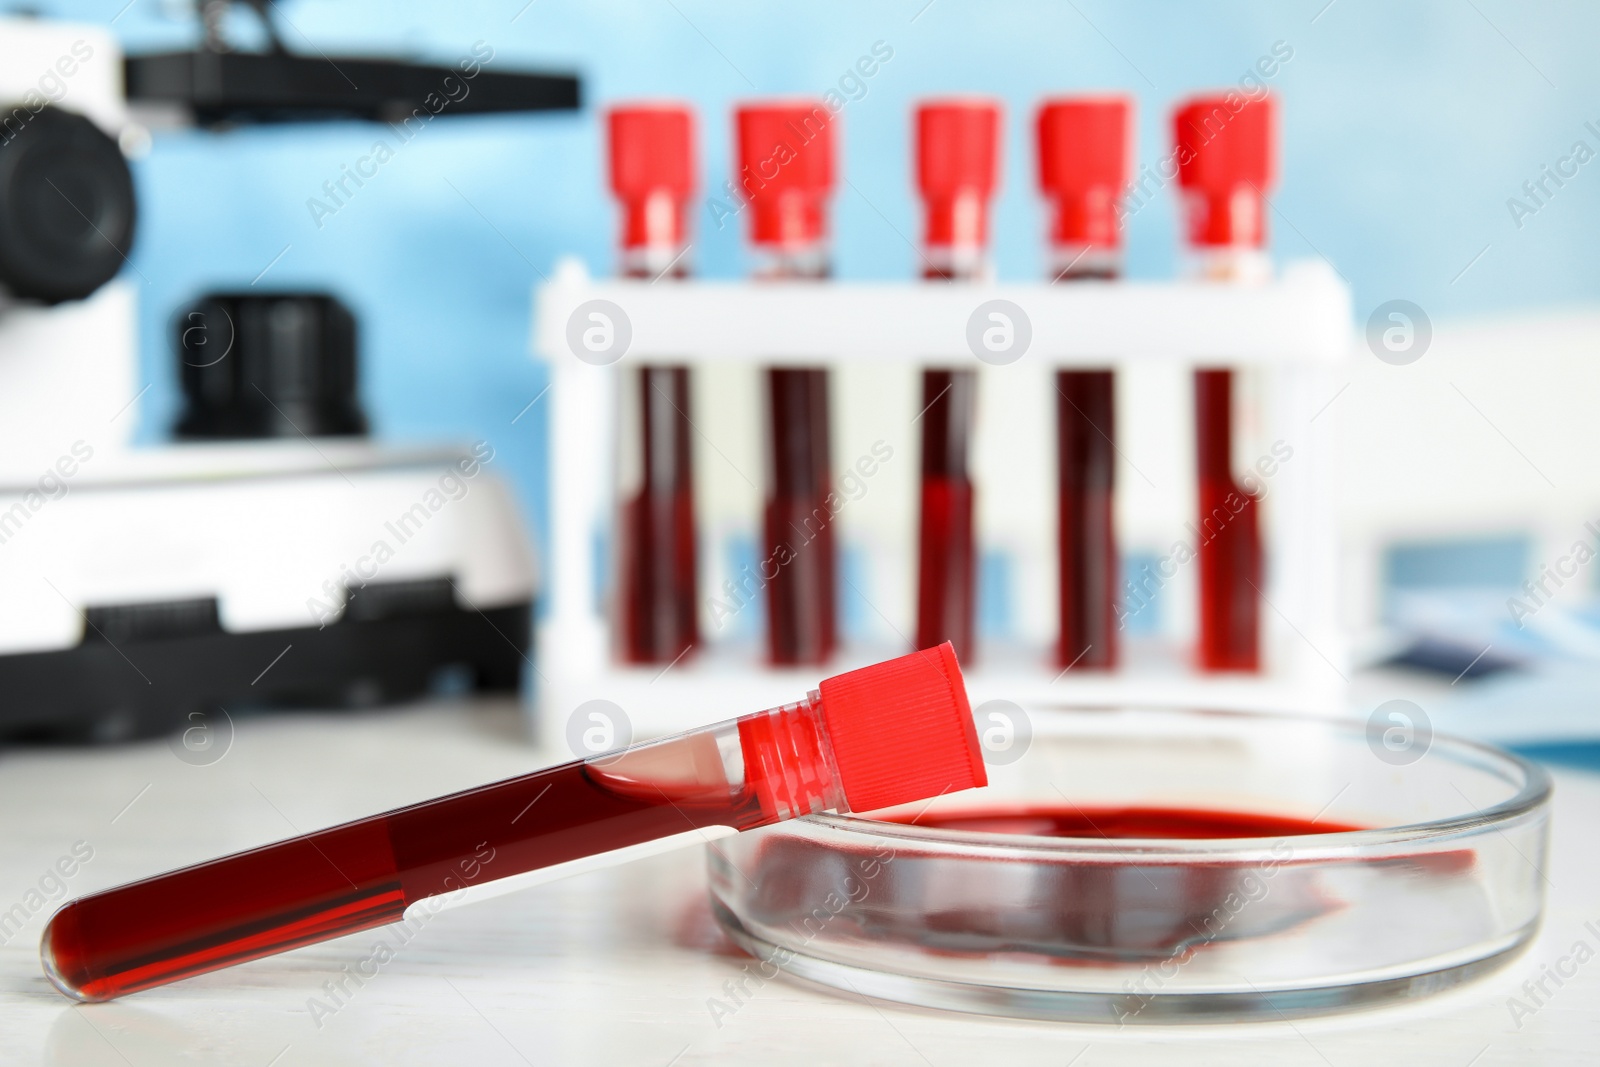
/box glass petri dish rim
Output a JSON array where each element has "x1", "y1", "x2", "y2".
[{"x1": 806, "y1": 705, "x2": 1553, "y2": 858}]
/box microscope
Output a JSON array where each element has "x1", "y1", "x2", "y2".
[{"x1": 0, "y1": 11, "x2": 577, "y2": 740}]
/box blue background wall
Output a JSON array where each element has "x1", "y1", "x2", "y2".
[{"x1": 18, "y1": 0, "x2": 1600, "y2": 567}]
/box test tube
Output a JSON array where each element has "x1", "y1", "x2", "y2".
[
  {"x1": 736, "y1": 103, "x2": 838, "y2": 666},
  {"x1": 1036, "y1": 97, "x2": 1132, "y2": 671},
  {"x1": 608, "y1": 105, "x2": 699, "y2": 664},
  {"x1": 1173, "y1": 92, "x2": 1277, "y2": 672},
  {"x1": 43, "y1": 645, "x2": 984, "y2": 1001},
  {"x1": 913, "y1": 100, "x2": 999, "y2": 662}
]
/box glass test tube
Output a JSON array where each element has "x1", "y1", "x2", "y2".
[
  {"x1": 913, "y1": 99, "x2": 999, "y2": 662},
  {"x1": 44, "y1": 646, "x2": 984, "y2": 1002},
  {"x1": 1174, "y1": 92, "x2": 1278, "y2": 672},
  {"x1": 736, "y1": 102, "x2": 839, "y2": 666},
  {"x1": 609, "y1": 104, "x2": 699, "y2": 664},
  {"x1": 1038, "y1": 97, "x2": 1133, "y2": 671}
]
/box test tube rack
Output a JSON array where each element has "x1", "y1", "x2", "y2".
[{"x1": 531, "y1": 257, "x2": 1351, "y2": 747}]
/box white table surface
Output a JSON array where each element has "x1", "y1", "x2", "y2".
[{"x1": 1, "y1": 697, "x2": 1596, "y2": 1066}]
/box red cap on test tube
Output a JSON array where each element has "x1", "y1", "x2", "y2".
[
  {"x1": 1036, "y1": 96, "x2": 1132, "y2": 249},
  {"x1": 608, "y1": 104, "x2": 694, "y2": 250},
  {"x1": 736, "y1": 102, "x2": 836, "y2": 247},
  {"x1": 816, "y1": 640, "x2": 982, "y2": 811},
  {"x1": 1173, "y1": 92, "x2": 1276, "y2": 248},
  {"x1": 917, "y1": 99, "x2": 1000, "y2": 250}
]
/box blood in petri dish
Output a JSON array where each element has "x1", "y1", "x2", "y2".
[
  {"x1": 1194, "y1": 368, "x2": 1262, "y2": 671},
  {"x1": 43, "y1": 751, "x2": 769, "y2": 1002},
  {"x1": 915, "y1": 367, "x2": 977, "y2": 660},
  {"x1": 848, "y1": 804, "x2": 1368, "y2": 961},
  {"x1": 891, "y1": 805, "x2": 1472, "y2": 877},
  {"x1": 765, "y1": 366, "x2": 836, "y2": 665},
  {"x1": 887, "y1": 804, "x2": 1364, "y2": 838}
]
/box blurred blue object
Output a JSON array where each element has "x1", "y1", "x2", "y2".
[
  {"x1": 1118, "y1": 551, "x2": 1166, "y2": 637},
  {"x1": 1382, "y1": 534, "x2": 1531, "y2": 676},
  {"x1": 1384, "y1": 535, "x2": 1529, "y2": 598},
  {"x1": 19, "y1": 0, "x2": 1600, "y2": 595},
  {"x1": 976, "y1": 548, "x2": 1014, "y2": 644},
  {"x1": 1512, "y1": 741, "x2": 1600, "y2": 773}
]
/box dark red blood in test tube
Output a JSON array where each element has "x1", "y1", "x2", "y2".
[
  {"x1": 913, "y1": 100, "x2": 997, "y2": 661},
  {"x1": 617, "y1": 366, "x2": 698, "y2": 662},
  {"x1": 1055, "y1": 370, "x2": 1117, "y2": 669},
  {"x1": 608, "y1": 105, "x2": 698, "y2": 663},
  {"x1": 765, "y1": 367, "x2": 837, "y2": 664},
  {"x1": 1038, "y1": 97, "x2": 1131, "y2": 670},
  {"x1": 43, "y1": 756, "x2": 768, "y2": 1002},
  {"x1": 1194, "y1": 369, "x2": 1261, "y2": 671},
  {"x1": 44, "y1": 645, "x2": 984, "y2": 1003},
  {"x1": 1175, "y1": 93, "x2": 1276, "y2": 672},
  {"x1": 737, "y1": 102, "x2": 838, "y2": 665},
  {"x1": 916, "y1": 369, "x2": 977, "y2": 660}
]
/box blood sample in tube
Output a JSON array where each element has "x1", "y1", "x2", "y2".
[
  {"x1": 43, "y1": 645, "x2": 985, "y2": 1002},
  {"x1": 736, "y1": 102, "x2": 838, "y2": 666},
  {"x1": 608, "y1": 105, "x2": 698, "y2": 664},
  {"x1": 913, "y1": 100, "x2": 998, "y2": 661},
  {"x1": 1175, "y1": 92, "x2": 1276, "y2": 672},
  {"x1": 1037, "y1": 97, "x2": 1132, "y2": 670}
]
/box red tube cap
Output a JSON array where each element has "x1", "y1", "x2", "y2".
[
  {"x1": 608, "y1": 104, "x2": 694, "y2": 249},
  {"x1": 735, "y1": 101, "x2": 836, "y2": 247},
  {"x1": 1173, "y1": 92, "x2": 1276, "y2": 247},
  {"x1": 917, "y1": 99, "x2": 1000, "y2": 249},
  {"x1": 1036, "y1": 96, "x2": 1132, "y2": 249},
  {"x1": 817, "y1": 642, "x2": 986, "y2": 813}
]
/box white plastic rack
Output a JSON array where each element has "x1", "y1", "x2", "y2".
[{"x1": 531, "y1": 257, "x2": 1351, "y2": 747}]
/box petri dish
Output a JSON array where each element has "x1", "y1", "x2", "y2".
[{"x1": 707, "y1": 706, "x2": 1551, "y2": 1023}]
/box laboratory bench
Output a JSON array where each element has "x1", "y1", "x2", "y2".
[{"x1": 1, "y1": 696, "x2": 1596, "y2": 1066}]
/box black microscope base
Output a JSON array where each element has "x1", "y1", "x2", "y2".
[{"x1": 0, "y1": 601, "x2": 531, "y2": 743}]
